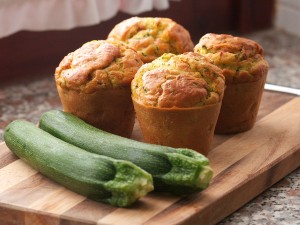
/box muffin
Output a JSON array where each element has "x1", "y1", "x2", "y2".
[
  {"x1": 107, "y1": 17, "x2": 194, "y2": 63},
  {"x1": 55, "y1": 40, "x2": 143, "y2": 137},
  {"x1": 194, "y1": 33, "x2": 269, "y2": 134},
  {"x1": 131, "y1": 52, "x2": 225, "y2": 155}
]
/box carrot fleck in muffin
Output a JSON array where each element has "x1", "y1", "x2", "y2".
[
  {"x1": 131, "y1": 52, "x2": 225, "y2": 155},
  {"x1": 55, "y1": 39, "x2": 143, "y2": 137},
  {"x1": 108, "y1": 17, "x2": 194, "y2": 63},
  {"x1": 194, "y1": 33, "x2": 269, "y2": 134}
]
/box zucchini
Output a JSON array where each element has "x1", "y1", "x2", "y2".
[
  {"x1": 39, "y1": 110, "x2": 213, "y2": 194},
  {"x1": 4, "y1": 120, "x2": 153, "y2": 207}
]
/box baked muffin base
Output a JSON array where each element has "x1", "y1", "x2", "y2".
[
  {"x1": 133, "y1": 99, "x2": 221, "y2": 155},
  {"x1": 215, "y1": 75, "x2": 267, "y2": 134},
  {"x1": 57, "y1": 86, "x2": 135, "y2": 138}
]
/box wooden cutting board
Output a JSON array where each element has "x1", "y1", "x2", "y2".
[{"x1": 0, "y1": 91, "x2": 299, "y2": 225}]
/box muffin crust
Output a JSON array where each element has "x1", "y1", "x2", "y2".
[
  {"x1": 131, "y1": 52, "x2": 225, "y2": 108},
  {"x1": 194, "y1": 33, "x2": 269, "y2": 84},
  {"x1": 108, "y1": 17, "x2": 194, "y2": 63},
  {"x1": 55, "y1": 40, "x2": 143, "y2": 93}
]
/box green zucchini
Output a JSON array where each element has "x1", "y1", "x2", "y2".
[
  {"x1": 39, "y1": 110, "x2": 213, "y2": 194},
  {"x1": 4, "y1": 120, "x2": 153, "y2": 207}
]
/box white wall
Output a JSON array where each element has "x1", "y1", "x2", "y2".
[{"x1": 275, "y1": 0, "x2": 300, "y2": 37}]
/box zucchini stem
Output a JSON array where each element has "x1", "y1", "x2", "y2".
[
  {"x1": 39, "y1": 110, "x2": 213, "y2": 194},
  {"x1": 4, "y1": 120, "x2": 153, "y2": 207}
]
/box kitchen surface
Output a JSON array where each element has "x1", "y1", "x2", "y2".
[
  {"x1": 0, "y1": 28, "x2": 299, "y2": 225},
  {"x1": 0, "y1": 0, "x2": 300, "y2": 224}
]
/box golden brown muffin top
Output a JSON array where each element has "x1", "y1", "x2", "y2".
[
  {"x1": 55, "y1": 40, "x2": 143, "y2": 93},
  {"x1": 131, "y1": 52, "x2": 225, "y2": 108},
  {"x1": 194, "y1": 33, "x2": 269, "y2": 84},
  {"x1": 107, "y1": 17, "x2": 194, "y2": 63}
]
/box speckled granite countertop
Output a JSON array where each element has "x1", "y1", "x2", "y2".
[
  {"x1": 0, "y1": 28, "x2": 299, "y2": 225},
  {"x1": 219, "y1": 29, "x2": 300, "y2": 225}
]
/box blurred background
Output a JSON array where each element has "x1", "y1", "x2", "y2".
[
  {"x1": 0, "y1": 0, "x2": 298, "y2": 85},
  {"x1": 0, "y1": 1, "x2": 299, "y2": 225}
]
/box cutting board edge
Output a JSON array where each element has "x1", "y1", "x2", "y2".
[
  {"x1": 193, "y1": 144, "x2": 300, "y2": 225},
  {"x1": 0, "y1": 196, "x2": 97, "y2": 225},
  {"x1": 150, "y1": 142, "x2": 300, "y2": 225},
  {"x1": 0, "y1": 94, "x2": 299, "y2": 225}
]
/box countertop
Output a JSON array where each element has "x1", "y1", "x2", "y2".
[{"x1": 0, "y1": 28, "x2": 299, "y2": 225}]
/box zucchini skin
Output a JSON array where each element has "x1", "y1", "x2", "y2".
[
  {"x1": 39, "y1": 110, "x2": 213, "y2": 194},
  {"x1": 4, "y1": 120, "x2": 153, "y2": 207}
]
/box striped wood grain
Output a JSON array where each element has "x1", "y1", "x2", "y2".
[{"x1": 0, "y1": 91, "x2": 299, "y2": 225}]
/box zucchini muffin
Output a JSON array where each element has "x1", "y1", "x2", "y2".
[
  {"x1": 107, "y1": 17, "x2": 194, "y2": 63},
  {"x1": 194, "y1": 33, "x2": 269, "y2": 134},
  {"x1": 55, "y1": 39, "x2": 143, "y2": 137},
  {"x1": 131, "y1": 52, "x2": 225, "y2": 155}
]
